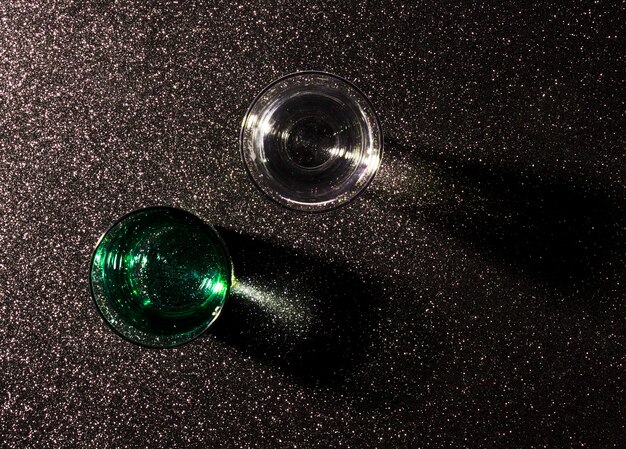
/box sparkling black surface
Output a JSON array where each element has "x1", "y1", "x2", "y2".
[{"x1": 1, "y1": 1, "x2": 624, "y2": 448}]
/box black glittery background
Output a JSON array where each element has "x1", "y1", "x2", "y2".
[{"x1": 1, "y1": 1, "x2": 624, "y2": 448}]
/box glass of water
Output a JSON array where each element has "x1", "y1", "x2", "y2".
[
  {"x1": 90, "y1": 207, "x2": 232, "y2": 348},
  {"x1": 241, "y1": 71, "x2": 383, "y2": 212}
]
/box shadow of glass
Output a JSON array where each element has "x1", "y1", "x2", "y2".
[
  {"x1": 375, "y1": 138, "x2": 626, "y2": 298},
  {"x1": 210, "y1": 228, "x2": 384, "y2": 387}
]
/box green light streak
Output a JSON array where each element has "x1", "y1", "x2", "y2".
[{"x1": 211, "y1": 280, "x2": 226, "y2": 294}]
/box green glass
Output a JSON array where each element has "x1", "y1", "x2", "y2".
[{"x1": 90, "y1": 207, "x2": 232, "y2": 347}]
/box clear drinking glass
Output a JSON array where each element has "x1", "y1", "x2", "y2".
[{"x1": 241, "y1": 71, "x2": 383, "y2": 212}]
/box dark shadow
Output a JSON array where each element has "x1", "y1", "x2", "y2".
[
  {"x1": 211, "y1": 229, "x2": 385, "y2": 387},
  {"x1": 383, "y1": 138, "x2": 625, "y2": 295}
]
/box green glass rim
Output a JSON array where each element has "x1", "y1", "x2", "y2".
[{"x1": 88, "y1": 206, "x2": 233, "y2": 349}]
